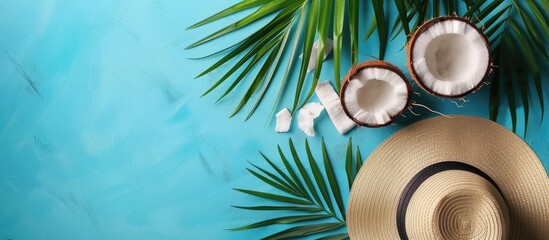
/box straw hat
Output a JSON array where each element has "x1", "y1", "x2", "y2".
[{"x1": 347, "y1": 115, "x2": 549, "y2": 239}]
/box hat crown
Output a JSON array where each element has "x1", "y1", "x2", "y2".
[{"x1": 406, "y1": 170, "x2": 509, "y2": 239}]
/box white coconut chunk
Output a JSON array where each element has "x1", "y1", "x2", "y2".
[
  {"x1": 343, "y1": 68, "x2": 409, "y2": 126},
  {"x1": 306, "y1": 38, "x2": 334, "y2": 73},
  {"x1": 411, "y1": 19, "x2": 489, "y2": 96},
  {"x1": 298, "y1": 102, "x2": 325, "y2": 137},
  {"x1": 275, "y1": 108, "x2": 292, "y2": 132},
  {"x1": 315, "y1": 81, "x2": 355, "y2": 134}
]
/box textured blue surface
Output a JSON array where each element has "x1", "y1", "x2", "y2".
[{"x1": 0, "y1": 0, "x2": 547, "y2": 239}]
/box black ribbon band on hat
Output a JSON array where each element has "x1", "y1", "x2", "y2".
[{"x1": 396, "y1": 161, "x2": 503, "y2": 240}]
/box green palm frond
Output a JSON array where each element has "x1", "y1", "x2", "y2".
[
  {"x1": 389, "y1": 0, "x2": 547, "y2": 135},
  {"x1": 390, "y1": 0, "x2": 509, "y2": 42},
  {"x1": 187, "y1": 0, "x2": 369, "y2": 120},
  {"x1": 231, "y1": 138, "x2": 363, "y2": 239},
  {"x1": 479, "y1": 0, "x2": 548, "y2": 135},
  {"x1": 188, "y1": 0, "x2": 547, "y2": 132}
]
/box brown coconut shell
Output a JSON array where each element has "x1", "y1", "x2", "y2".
[
  {"x1": 406, "y1": 16, "x2": 491, "y2": 98},
  {"x1": 340, "y1": 60, "x2": 412, "y2": 128}
]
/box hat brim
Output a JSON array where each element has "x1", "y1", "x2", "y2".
[{"x1": 347, "y1": 115, "x2": 549, "y2": 239}]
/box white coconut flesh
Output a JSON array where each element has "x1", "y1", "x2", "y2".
[
  {"x1": 411, "y1": 19, "x2": 489, "y2": 96},
  {"x1": 275, "y1": 108, "x2": 292, "y2": 133},
  {"x1": 344, "y1": 68, "x2": 409, "y2": 126},
  {"x1": 307, "y1": 38, "x2": 333, "y2": 73},
  {"x1": 315, "y1": 81, "x2": 355, "y2": 134},
  {"x1": 298, "y1": 102, "x2": 324, "y2": 137}
]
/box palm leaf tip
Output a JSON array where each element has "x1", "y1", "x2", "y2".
[
  {"x1": 188, "y1": 0, "x2": 367, "y2": 120},
  {"x1": 186, "y1": 0, "x2": 273, "y2": 30},
  {"x1": 233, "y1": 138, "x2": 365, "y2": 238},
  {"x1": 345, "y1": 138, "x2": 354, "y2": 189},
  {"x1": 229, "y1": 214, "x2": 332, "y2": 231},
  {"x1": 186, "y1": 0, "x2": 296, "y2": 49},
  {"x1": 261, "y1": 222, "x2": 345, "y2": 240},
  {"x1": 479, "y1": 0, "x2": 548, "y2": 133}
]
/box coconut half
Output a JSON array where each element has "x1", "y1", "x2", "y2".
[
  {"x1": 340, "y1": 61, "x2": 411, "y2": 127},
  {"x1": 407, "y1": 16, "x2": 490, "y2": 98}
]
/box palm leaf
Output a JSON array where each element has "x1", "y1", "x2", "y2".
[
  {"x1": 188, "y1": 0, "x2": 371, "y2": 119},
  {"x1": 186, "y1": 42, "x2": 240, "y2": 60},
  {"x1": 260, "y1": 152, "x2": 303, "y2": 194},
  {"x1": 349, "y1": 0, "x2": 359, "y2": 65},
  {"x1": 187, "y1": 0, "x2": 297, "y2": 49},
  {"x1": 228, "y1": 41, "x2": 282, "y2": 117},
  {"x1": 278, "y1": 145, "x2": 308, "y2": 196},
  {"x1": 289, "y1": 138, "x2": 322, "y2": 205},
  {"x1": 230, "y1": 214, "x2": 331, "y2": 231},
  {"x1": 262, "y1": 222, "x2": 344, "y2": 240},
  {"x1": 524, "y1": 0, "x2": 549, "y2": 37},
  {"x1": 229, "y1": 43, "x2": 282, "y2": 117},
  {"x1": 299, "y1": 0, "x2": 333, "y2": 110},
  {"x1": 372, "y1": 0, "x2": 388, "y2": 59},
  {"x1": 365, "y1": 17, "x2": 378, "y2": 41},
  {"x1": 477, "y1": 0, "x2": 505, "y2": 22},
  {"x1": 188, "y1": 0, "x2": 304, "y2": 118},
  {"x1": 333, "y1": 0, "x2": 345, "y2": 91},
  {"x1": 446, "y1": 0, "x2": 458, "y2": 15},
  {"x1": 207, "y1": 37, "x2": 280, "y2": 100},
  {"x1": 410, "y1": 0, "x2": 428, "y2": 32},
  {"x1": 318, "y1": 233, "x2": 350, "y2": 240},
  {"x1": 433, "y1": 0, "x2": 441, "y2": 17},
  {"x1": 345, "y1": 138, "x2": 353, "y2": 189},
  {"x1": 393, "y1": 0, "x2": 410, "y2": 37},
  {"x1": 322, "y1": 138, "x2": 345, "y2": 219},
  {"x1": 245, "y1": 23, "x2": 292, "y2": 121},
  {"x1": 199, "y1": 23, "x2": 288, "y2": 97},
  {"x1": 355, "y1": 146, "x2": 363, "y2": 174},
  {"x1": 517, "y1": 67, "x2": 530, "y2": 137},
  {"x1": 246, "y1": 166, "x2": 301, "y2": 196},
  {"x1": 291, "y1": 0, "x2": 320, "y2": 112},
  {"x1": 234, "y1": 188, "x2": 312, "y2": 205},
  {"x1": 483, "y1": 6, "x2": 511, "y2": 39},
  {"x1": 187, "y1": 0, "x2": 272, "y2": 29},
  {"x1": 502, "y1": 46, "x2": 517, "y2": 133},
  {"x1": 194, "y1": 10, "x2": 293, "y2": 79},
  {"x1": 463, "y1": 0, "x2": 486, "y2": 18},
  {"x1": 233, "y1": 205, "x2": 322, "y2": 212},
  {"x1": 489, "y1": 51, "x2": 501, "y2": 122},
  {"x1": 478, "y1": 1, "x2": 548, "y2": 135},
  {"x1": 390, "y1": 5, "x2": 415, "y2": 41},
  {"x1": 392, "y1": 0, "x2": 447, "y2": 43},
  {"x1": 266, "y1": 6, "x2": 307, "y2": 124},
  {"x1": 232, "y1": 138, "x2": 363, "y2": 238},
  {"x1": 189, "y1": 0, "x2": 546, "y2": 125},
  {"x1": 533, "y1": 72, "x2": 544, "y2": 123},
  {"x1": 516, "y1": 6, "x2": 548, "y2": 61},
  {"x1": 305, "y1": 139, "x2": 334, "y2": 214}
]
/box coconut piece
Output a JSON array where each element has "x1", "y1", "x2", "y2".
[
  {"x1": 406, "y1": 16, "x2": 490, "y2": 98},
  {"x1": 298, "y1": 102, "x2": 325, "y2": 137},
  {"x1": 340, "y1": 61, "x2": 411, "y2": 127},
  {"x1": 275, "y1": 108, "x2": 292, "y2": 132},
  {"x1": 306, "y1": 38, "x2": 333, "y2": 73},
  {"x1": 315, "y1": 81, "x2": 356, "y2": 134}
]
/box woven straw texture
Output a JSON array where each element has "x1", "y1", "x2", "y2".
[{"x1": 347, "y1": 115, "x2": 549, "y2": 239}]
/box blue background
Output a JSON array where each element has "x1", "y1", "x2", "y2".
[{"x1": 0, "y1": 0, "x2": 547, "y2": 239}]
